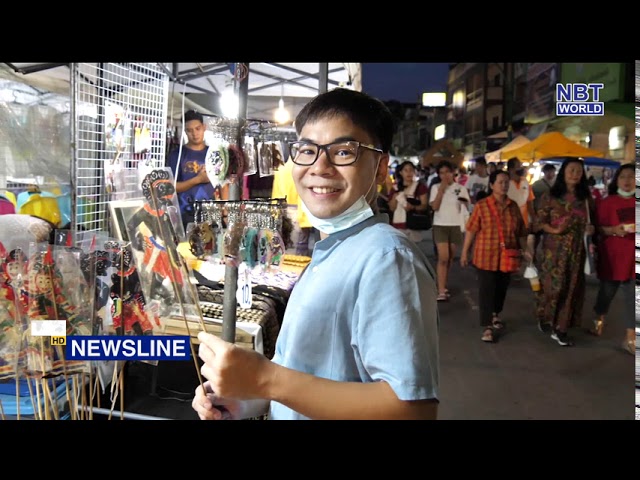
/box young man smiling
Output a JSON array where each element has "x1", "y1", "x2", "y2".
[
  {"x1": 192, "y1": 88, "x2": 440, "y2": 420},
  {"x1": 166, "y1": 109, "x2": 213, "y2": 229}
]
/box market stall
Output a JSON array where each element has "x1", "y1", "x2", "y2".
[{"x1": 0, "y1": 62, "x2": 321, "y2": 420}]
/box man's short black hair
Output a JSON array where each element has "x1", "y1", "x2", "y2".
[
  {"x1": 542, "y1": 163, "x2": 556, "y2": 173},
  {"x1": 475, "y1": 156, "x2": 487, "y2": 166},
  {"x1": 184, "y1": 109, "x2": 204, "y2": 124},
  {"x1": 436, "y1": 159, "x2": 454, "y2": 173},
  {"x1": 506, "y1": 157, "x2": 520, "y2": 170},
  {"x1": 294, "y1": 88, "x2": 396, "y2": 153}
]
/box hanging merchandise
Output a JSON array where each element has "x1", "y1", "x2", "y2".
[
  {"x1": 105, "y1": 102, "x2": 127, "y2": 150},
  {"x1": 136, "y1": 152, "x2": 155, "y2": 197},
  {"x1": 125, "y1": 168, "x2": 188, "y2": 318},
  {"x1": 204, "y1": 140, "x2": 227, "y2": 188},
  {"x1": 216, "y1": 142, "x2": 230, "y2": 184},
  {"x1": 51, "y1": 233, "x2": 92, "y2": 326},
  {"x1": 243, "y1": 136, "x2": 258, "y2": 176},
  {"x1": 105, "y1": 240, "x2": 161, "y2": 337},
  {"x1": 227, "y1": 143, "x2": 246, "y2": 178},
  {"x1": 23, "y1": 244, "x2": 91, "y2": 381},
  {"x1": 0, "y1": 242, "x2": 28, "y2": 382},
  {"x1": 258, "y1": 141, "x2": 274, "y2": 177},
  {"x1": 105, "y1": 151, "x2": 126, "y2": 201},
  {"x1": 134, "y1": 119, "x2": 152, "y2": 154},
  {"x1": 271, "y1": 142, "x2": 284, "y2": 171}
]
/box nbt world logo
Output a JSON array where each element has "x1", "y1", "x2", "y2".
[{"x1": 555, "y1": 83, "x2": 604, "y2": 116}]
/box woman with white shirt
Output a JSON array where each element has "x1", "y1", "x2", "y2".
[
  {"x1": 389, "y1": 161, "x2": 429, "y2": 243},
  {"x1": 429, "y1": 160, "x2": 470, "y2": 301}
]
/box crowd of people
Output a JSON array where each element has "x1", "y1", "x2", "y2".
[{"x1": 381, "y1": 154, "x2": 634, "y2": 351}]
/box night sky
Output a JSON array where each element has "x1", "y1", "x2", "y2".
[{"x1": 361, "y1": 63, "x2": 450, "y2": 104}]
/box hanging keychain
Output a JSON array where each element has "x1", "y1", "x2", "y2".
[
  {"x1": 235, "y1": 262, "x2": 252, "y2": 310},
  {"x1": 268, "y1": 203, "x2": 285, "y2": 268},
  {"x1": 205, "y1": 139, "x2": 224, "y2": 188},
  {"x1": 241, "y1": 202, "x2": 260, "y2": 268}
]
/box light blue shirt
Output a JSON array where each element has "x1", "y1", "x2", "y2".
[{"x1": 269, "y1": 214, "x2": 439, "y2": 420}]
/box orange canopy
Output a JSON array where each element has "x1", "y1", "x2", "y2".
[
  {"x1": 497, "y1": 131, "x2": 605, "y2": 162},
  {"x1": 485, "y1": 135, "x2": 531, "y2": 162}
]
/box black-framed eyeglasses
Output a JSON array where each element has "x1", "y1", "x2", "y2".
[{"x1": 288, "y1": 140, "x2": 383, "y2": 166}]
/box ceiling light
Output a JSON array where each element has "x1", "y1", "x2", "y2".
[
  {"x1": 220, "y1": 81, "x2": 238, "y2": 119},
  {"x1": 274, "y1": 84, "x2": 290, "y2": 124}
]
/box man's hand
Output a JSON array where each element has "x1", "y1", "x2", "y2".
[
  {"x1": 609, "y1": 224, "x2": 626, "y2": 237},
  {"x1": 197, "y1": 331, "x2": 274, "y2": 401},
  {"x1": 192, "y1": 381, "x2": 239, "y2": 420},
  {"x1": 195, "y1": 166, "x2": 210, "y2": 185}
]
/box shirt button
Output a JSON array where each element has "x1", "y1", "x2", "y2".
[{"x1": 312, "y1": 266, "x2": 319, "y2": 273}]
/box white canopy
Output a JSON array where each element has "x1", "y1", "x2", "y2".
[{"x1": 1, "y1": 62, "x2": 361, "y2": 122}]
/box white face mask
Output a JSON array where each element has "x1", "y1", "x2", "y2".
[
  {"x1": 617, "y1": 188, "x2": 634, "y2": 198},
  {"x1": 301, "y1": 196, "x2": 374, "y2": 235},
  {"x1": 300, "y1": 159, "x2": 380, "y2": 235}
]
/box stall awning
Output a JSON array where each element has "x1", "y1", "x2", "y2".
[
  {"x1": 484, "y1": 135, "x2": 531, "y2": 162},
  {"x1": 499, "y1": 131, "x2": 605, "y2": 163}
]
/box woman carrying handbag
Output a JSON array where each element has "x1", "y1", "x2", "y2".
[
  {"x1": 460, "y1": 170, "x2": 531, "y2": 343},
  {"x1": 389, "y1": 161, "x2": 430, "y2": 244}
]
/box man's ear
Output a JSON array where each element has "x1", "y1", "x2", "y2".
[{"x1": 375, "y1": 154, "x2": 390, "y2": 185}]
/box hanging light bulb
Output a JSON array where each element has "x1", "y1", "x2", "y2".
[
  {"x1": 274, "y1": 83, "x2": 290, "y2": 124},
  {"x1": 220, "y1": 80, "x2": 239, "y2": 119}
]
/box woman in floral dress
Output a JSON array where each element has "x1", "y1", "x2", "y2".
[{"x1": 534, "y1": 157, "x2": 595, "y2": 346}]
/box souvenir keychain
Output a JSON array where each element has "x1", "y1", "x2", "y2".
[{"x1": 205, "y1": 142, "x2": 224, "y2": 188}]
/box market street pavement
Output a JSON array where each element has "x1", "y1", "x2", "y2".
[{"x1": 415, "y1": 231, "x2": 635, "y2": 420}]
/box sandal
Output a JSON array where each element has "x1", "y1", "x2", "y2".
[
  {"x1": 588, "y1": 317, "x2": 604, "y2": 336},
  {"x1": 491, "y1": 316, "x2": 505, "y2": 330},
  {"x1": 622, "y1": 338, "x2": 635, "y2": 355},
  {"x1": 437, "y1": 293, "x2": 448, "y2": 302},
  {"x1": 481, "y1": 327, "x2": 495, "y2": 343}
]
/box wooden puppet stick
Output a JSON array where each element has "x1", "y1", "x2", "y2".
[
  {"x1": 95, "y1": 374, "x2": 101, "y2": 409},
  {"x1": 0, "y1": 398, "x2": 5, "y2": 420},
  {"x1": 107, "y1": 364, "x2": 124, "y2": 421},
  {"x1": 80, "y1": 373, "x2": 87, "y2": 420},
  {"x1": 34, "y1": 377, "x2": 43, "y2": 420},
  {"x1": 45, "y1": 378, "x2": 59, "y2": 420},
  {"x1": 15, "y1": 376, "x2": 20, "y2": 421},
  {"x1": 26, "y1": 377, "x2": 38, "y2": 420},
  {"x1": 88, "y1": 368, "x2": 93, "y2": 420},
  {"x1": 147, "y1": 183, "x2": 208, "y2": 392},
  {"x1": 40, "y1": 371, "x2": 49, "y2": 420},
  {"x1": 119, "y1": 361, "x2": 125, "y2": 420},
  {"x1": 71, "y1": 375, "x2": 79, "y2": 420},
  {"x1": 44, "y1": 246, "x2": 74, "y2": 420}
]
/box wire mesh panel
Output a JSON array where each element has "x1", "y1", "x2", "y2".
[{"x1": 73, "y1": 63, "x2": 169, "y2": 235}]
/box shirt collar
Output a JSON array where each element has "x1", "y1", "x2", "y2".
[{"x1": 314, "y1": 214, "x2": 388, "y2": 251}]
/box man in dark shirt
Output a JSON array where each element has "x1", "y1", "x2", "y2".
[{"x1": 166, "y1": 110, "x2": 214, "y2": 229}]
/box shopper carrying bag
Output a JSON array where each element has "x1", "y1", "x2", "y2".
[{"x1": 583, "y1": 199, "x2": 595, "y2": 275}]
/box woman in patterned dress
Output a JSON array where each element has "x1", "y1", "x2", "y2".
[{"x1": 534, "y1": 157, "x2": 595, "y2": 346}]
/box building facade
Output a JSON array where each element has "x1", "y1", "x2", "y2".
[{"x1": 445, "y1": 62, "x2": 634, "y2": 164}]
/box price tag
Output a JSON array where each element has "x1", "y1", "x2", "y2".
[{"x1": 236, "y1": 264, "x2": 252, "y2": 309}]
